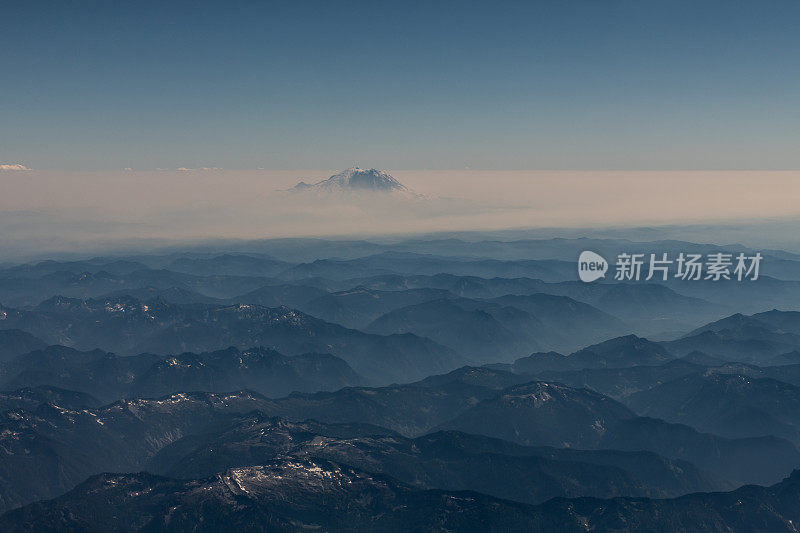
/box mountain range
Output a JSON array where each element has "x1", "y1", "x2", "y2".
[
  {"x1": 3, "y1": 236, "x2": 800, "y2": 530},
  {"x1": 0, "y1": 297, "x2": 464, "y2": 384},
  {"x1": 0, "y1": 345, "x2": 362, "y2": 402}
]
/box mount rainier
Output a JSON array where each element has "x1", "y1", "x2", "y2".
[{"x1": 290, "y1": 168, "x2": 419, "y2": 197}]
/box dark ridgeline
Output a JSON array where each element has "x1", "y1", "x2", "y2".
[
  {"x1": 2, "y1": 461, "x2": 800, "y2": 532},
  {"x1": 0, "y1": 345, "x2": 362, "y2": 402},
  {"x1": 0, "y1": 297, "x2": 465, "y2": 384},
  {"x1": 2, "y1": 237, "x2": 800, "y2": 530}
]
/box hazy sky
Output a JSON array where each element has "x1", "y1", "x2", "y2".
[
  {"x1": 2, "y1": 169, "x2": 800, "y2": 259},
  {"x1": 2, "y1": 0, "x2": 799, "y2": 171}
]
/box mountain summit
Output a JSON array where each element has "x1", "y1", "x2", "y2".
[{"x1": 290, "y1": 168, "x2": 415, "y2": 195}]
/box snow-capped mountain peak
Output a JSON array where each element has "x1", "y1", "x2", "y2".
[{"x1": 290, "y1": 168, "x2": 415, "y2": 195}]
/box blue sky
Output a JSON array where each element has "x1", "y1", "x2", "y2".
[{"x1": 2, "y1": 0, "x2": 799, "y2": 171}]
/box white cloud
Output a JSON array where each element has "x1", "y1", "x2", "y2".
[
  {"x1": 0, "y1": 164, "x2": 31, "y2": 171},
  {"x1": 176, "y1": 167, "x2": 223, "y2": 171}
]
